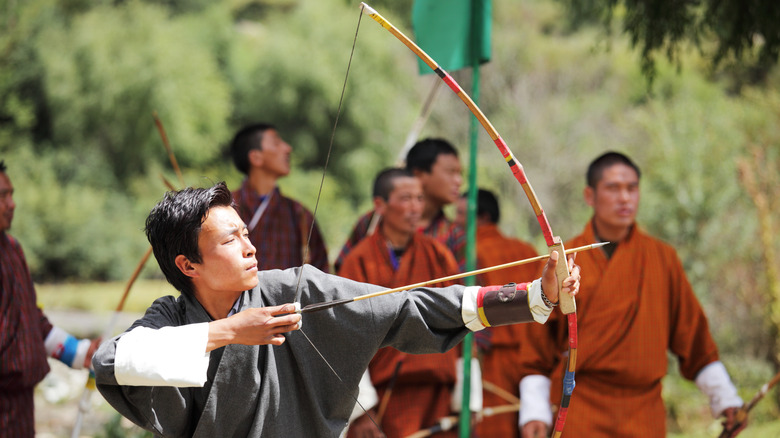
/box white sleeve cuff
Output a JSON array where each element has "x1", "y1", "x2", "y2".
[
  {"x1": 451, "y1": 357, "x2": 483, "y2": 412},
  {"x1": 115, "y1": 323, "x2": 211, "y2": 387},
  {"x1": 695, "y1": 361, "x2": 743, "y2": 417},
  {"x1": 462, "y1": 286, "x2": 486, "y2": 331},
  {"x1": 349, "y1": 370, "x2": 379, "y2": 422},
  {"x1": 520, "y1": 374, "x2": 553, "y2": 426},
  {"x1": 44, "y1": 326, "x2": 90, "y2": 369},
  {"x1": 527, "y1": 279, "x2": 553, "y2": 324}
]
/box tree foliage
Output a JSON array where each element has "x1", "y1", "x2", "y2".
[{"x1": 556, "y1": 0, "x2": 780, "y2": 88}]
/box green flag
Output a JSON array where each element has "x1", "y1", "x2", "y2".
[{"x1": 411, "y1": 0, "x2": 492, "y2": 74}]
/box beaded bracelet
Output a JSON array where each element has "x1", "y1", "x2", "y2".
[{"x1": 540, "y1": 284, "x2": 558, "y2": 308}]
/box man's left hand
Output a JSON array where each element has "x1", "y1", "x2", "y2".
[{"x1": 540, "y1": 251, "x2": 580, "y2": 305}]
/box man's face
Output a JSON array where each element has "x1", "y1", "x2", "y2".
[
  {"x1": 584, "y1": 163, "x2": 640, "y2": 233},
  {"x1": 0, "y1": 173, "x2": 15, "y2": 233},
  {"x1": 253, "y1": 129, "x2": 292, "y2": 177},
  {"x1": 189, "y1": 206, "x2": 259, "y2": 296},
  {"x1": 417, "y1": 153, "x2": 463, "y2": 207},
  {"x1": 376, "y1": 176, "x2": 425, "y2": 238}
]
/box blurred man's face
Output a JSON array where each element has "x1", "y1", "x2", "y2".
[
  {"x1": 376, "y1": 176, "x2": 424, "y2": 239},
  {"x1": 252, "y1": 129, "x2": 292, "y2": 178},
  {"x1": 0, "y1": 173, "x2": 15, "y2": 233},
  {"x1": 417, "y1": 153, "x2": 462, "y2": 207},
  {"x1": 584, "y1": 163, "x2": 640, "y2": 237}
]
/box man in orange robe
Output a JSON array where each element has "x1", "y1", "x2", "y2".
[
  {"x1": 456, "y1": 189, "x2": 543, "y2": 438},
  {"x1": 340, "y1": 168, "x2": 461, "y2": 438},
  {"x1": 335, "y1": 138, "x2": 465, "y2": 272},
  {"x1": 517, "y1": 152, "x2": 743, "y2": 438}
]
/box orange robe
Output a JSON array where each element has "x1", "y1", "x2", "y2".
[
  {"x1": 515, "y1": 220, "x2": 720, "y2": 438},
  {"x1": 338, "y1": 230, "x2": 460, "y2": 438},
  {"x1": 473, "y1": 224, "x2": 542, "y2": 438}
]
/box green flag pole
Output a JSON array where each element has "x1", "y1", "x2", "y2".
[
  {"x1": 459, "y1": 64, "x2": 479, "y2": 436},
  {"x1": 460, "y1": 1, "x2": 486, "y2": 435}
]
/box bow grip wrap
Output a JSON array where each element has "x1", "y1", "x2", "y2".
[
  {"x1": 476, "y1": 283, "x2": 534, "y2": 327},
  {"x1": 550, "y1": 236, "x2": 576, "y2": 315}
]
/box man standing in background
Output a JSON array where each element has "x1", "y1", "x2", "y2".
[
  {"x1": 229, "y1": 123, "x2": 329, "y2": 272},
  {"x1": 0, "y1": 160, "x2": 99, "y2": 437},
  {"x1": 516, "y1": 152, "x2": 743, "y2": 438},
  {"x1": 340, "y1": 168, "x2": 463, "y2": 438},
  {"x1": 336, "y1": 138, "x2": 464, "y2": 272}
]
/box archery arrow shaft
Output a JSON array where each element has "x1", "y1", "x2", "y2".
[{"x1": 298, "y1": 243, "x2": 605, "y2": 314}]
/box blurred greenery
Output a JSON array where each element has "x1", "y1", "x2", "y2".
[{"x1": 4, "y1": 0, "x2": 780, "y2": 435}]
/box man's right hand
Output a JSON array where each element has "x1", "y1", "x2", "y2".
[
  {"x1": 522, "y1": 420, "x2": 548, "y2": 438},
  {"x1": 347, "y1": 409, "x2": 384, "y2": 438},
  {"x1": 207, "y1": 304, "x2": 301, "y2": 351}
]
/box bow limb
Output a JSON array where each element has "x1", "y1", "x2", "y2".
[
  {"x1": 718, "y1": 370, "x2": 780, "y2": 438},
  {"x1": 359, "y1": 4, "x2": 577, "y2": 436}
]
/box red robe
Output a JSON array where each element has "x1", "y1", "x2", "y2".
[
  {"x1": 515, "y1": 220, "x2": 720, "y2": 438},
  {"x1": 339, "y1": 230, "x2": 460, "y2": 438},
  {"x1": 473, "y1": 224, "x2": 542, "y2": 438}
]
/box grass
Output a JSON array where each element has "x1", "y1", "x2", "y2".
[{"x1": 36, "y1": 278, "x2": 177, "y2": 314}]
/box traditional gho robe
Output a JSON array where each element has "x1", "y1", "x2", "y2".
[
  {"x1": 338, "y1": 230, "x2": 460, "y2": 438},
  {"x1": 335, "y1": 209, "x2": 465, "y2": 272},
  {"x1": 0, "y1": 233, "x2": 52, "y2": 437},
  {"x1": 472, "y1": 224, "x2": 542, "y2": 438},
  {"x1": 94, "y1": 266, "x2": 481, "y2": 438},
  {"x1": 232, "y1": 181, "x2": 329, "y2": 273},
  {"x1": 516, "y1": 220, "x2": 723, "y2": 438}
]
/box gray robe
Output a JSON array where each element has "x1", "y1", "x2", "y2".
[{"x1": 93, "y1": 265, "x2": 470, "y2": 437}]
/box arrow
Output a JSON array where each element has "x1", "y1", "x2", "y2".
[{"x1": 298, "y1": 242, "x2": 604, "y2": 314}]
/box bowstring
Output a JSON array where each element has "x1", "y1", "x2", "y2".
[
  {"x1": 291, "y1": 4, "x2": 385, "y2": 435},
  {"x1": 292, "y1": 3, "x2": 363, "y2": 304}
]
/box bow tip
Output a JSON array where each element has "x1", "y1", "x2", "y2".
[{"x1": 359, "y1": 2, "x2": 376, "y2": 15}]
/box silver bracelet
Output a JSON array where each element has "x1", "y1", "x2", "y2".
[{"x1": 540, "y1": 284, "x2": 558, "y2": 308}]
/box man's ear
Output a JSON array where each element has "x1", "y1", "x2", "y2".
[
  {"x1": 584, "y1": 186, "x2": 595, "y2": 208},
  {"x1": 248, "y1": 148, "x2": 264, "y2": 168},
  {"x1": 373, "y1": 196, "x2": 387, "y2": 217},
  {"x1": 175, "y1": 254, "x2": 199, "y2": 279}
]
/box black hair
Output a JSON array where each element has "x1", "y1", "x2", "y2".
[
  {"x1": 230, "y1": 123, "x2": 276, "y2": 175},
  {"x1": 405, "y1": 138, "x2": 458, "y2": 173},
  {"x1": 0, "y1": 160, "x2": 6, "y2": 173},
  {"x1": 144, "y1": 182, "x2": 234, "y2": 295},
  {"x1": 461, "y1": 188, "x2": 500, "y2": 224},
  {"x1": 586, "y1": 152, "x2": 641, "y2": 188},
  {"x1": 373, "y1": 167, "x2": 414, "y2": 201}
]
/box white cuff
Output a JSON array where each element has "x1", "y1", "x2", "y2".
[
  {"x1": 44, "y1": 326, "x2": 90, "y2": 369},
  {"x1": 462, "y1": 286, "x2": 486, "y2": 331},
  {"x1": 527, "y1": 279, "x2": 553, "y2": 324},
  {"x1": 451, "y1": 357, "x2": 483, "y2": 412},
  {"x1": 115, "y1": 323, "x2": 211, "y2": 387},
  {"x1": 695, "y1": 361, "x2": 743, "y2": 417},
  {"x1": 519, "y1": 374, "x2": 553, "y2": 426},
  {"x1": 349, "y1": 370, "x2": 379, "y2": 422}
]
